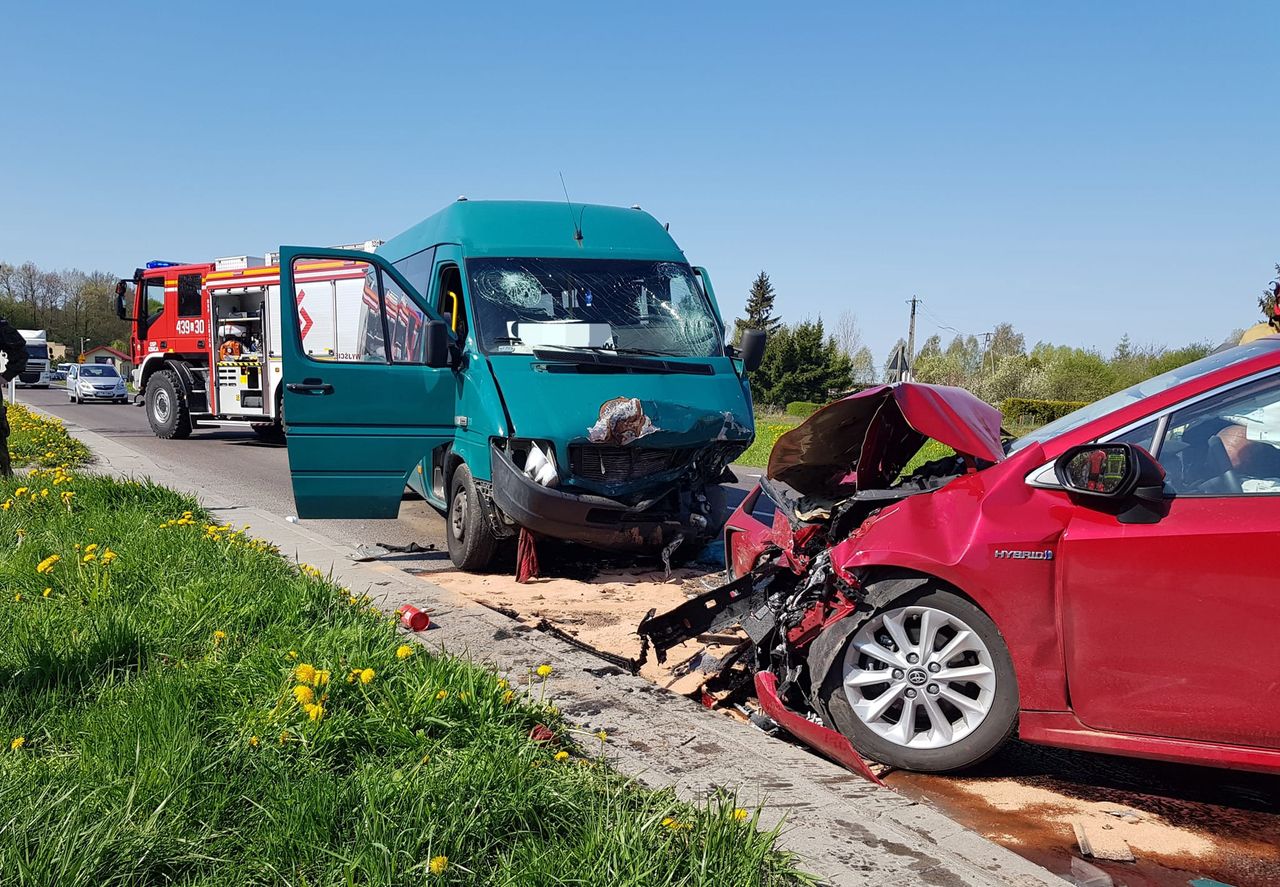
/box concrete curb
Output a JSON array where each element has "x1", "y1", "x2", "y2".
[{"x1": 33, "y1": 402, "x2": 1065, "y2": 887}]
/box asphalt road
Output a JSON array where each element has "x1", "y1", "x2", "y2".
[{"x1": 16, "y1": 385, "x2": 764, "y2": 574}]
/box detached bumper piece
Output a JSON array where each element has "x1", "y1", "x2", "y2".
[
  {"x1": 754, "y1": 672, "x2": 884, "y2": 786},
  {"x1": 490, "y1": 444, "x2": 691, "y2": 552},
  {"x1": 638, "y1": 574, "x2": 763, "y2": 663}
]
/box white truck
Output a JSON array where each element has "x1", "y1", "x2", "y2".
[{"x1": 13, "y1": 330, "x2": 51, "y2": 387}]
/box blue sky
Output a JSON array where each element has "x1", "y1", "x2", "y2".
[{"x1": 1, "y1": 2, "x2": 1275, "y2": 364}]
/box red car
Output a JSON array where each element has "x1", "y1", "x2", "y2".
[{"x1": 642, "y1": 338, "x2": 1280, "y2": 774}]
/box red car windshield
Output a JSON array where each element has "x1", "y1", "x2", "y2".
[{"x1": 1008, "y1": 339, "x2": 1280, "y2": 454}]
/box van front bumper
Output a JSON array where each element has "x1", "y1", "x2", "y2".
[{"x1": 490, "y1": 445, "x2": 694, "y2": 551}]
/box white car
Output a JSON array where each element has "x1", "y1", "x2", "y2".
[{"x1": 67, "y1": 363, "x2": 129, "y2": 404}]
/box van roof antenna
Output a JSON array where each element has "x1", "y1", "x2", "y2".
[{"x1": 559, "y1": 172, "x2": 585, "y2": 243}]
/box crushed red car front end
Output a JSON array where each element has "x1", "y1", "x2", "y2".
[{"x1": 639, "y1": 383, "x2": 1005, "y2": 779}]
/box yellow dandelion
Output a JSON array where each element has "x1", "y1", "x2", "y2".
[
  {"x1": 82, "y1": 552, "x2": 96, "y2": 563},
  {"x1": 359, "y1": 668, "x2": 375, "y2": 684},
  {"x1": 294, "y1": 663, "x2": 317, "y2": 684},
  {"x1": 248, "y1": 736, "x2": 260, "y2": 747},
  {"x1": 35, "y1": 554, "x2": 60, "y2": 574},
  {"x1": 213, "y1": 630, "x2": 227, "y2": 644},
  {"x1": 595, "y1": 730, "x2": 608, "y2": 742},
  {"x1": 84, "y1": 543, "x2": 98, "y2": 554},
  {"x1": 497, "y1": 678, "x2": 508, "y2": 690},
  {"x1": 293, "y1": 685, "x2": 315, "y2": 706},
  {"x1": 536, "y1": 664, "x2": 553, "y2": 678},
  {"x1": 306, "y1": 703, "x2": 324, "y2": 722},
  {"x1": 288, "y1": 650, "x2": 298, "y2": 660},
  {"x1": 428, "y1": 855, "x2": 448, "y2": 875},
  {"x1": 396, "y1": 644, "x2": 414, "y2": 660},
  {"x1": 314, "y1": 669, "x2": 330, "y2": 686},
  {"x1": 436, "y1": 690, "x2": 448, "y2": 701},
  {"x1": 733, "y1": 808, "x2": 749, "y2": 821},
  {"x1": 13, "y1": 593, "x2": 21, "y2": 602},
  {"x1": 14, "y1": 487, "x2": 27, "y2": 497},
  {"x1": 554, "y1": 750, "x2": 569, "y2": 762},
  {"x1": 101, "y1": 550, "x2": 116, "y2": 565},
  {"x1": 42, "y1": 588, "x2": 50, "y2": 598},
  {"x1": 501, "y1": 690, "x2": 514, "y2": 705},
  {"x1": 10, "y1": 737, "x2": 25, "y2": 752}
]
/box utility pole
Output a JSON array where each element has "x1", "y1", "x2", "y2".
[
  {"x1": 906, "y1": 296, "x2": 920, "y2": 365},
  {"x1": 979, "y1": 331, "x2": 994, "y2": 374}
]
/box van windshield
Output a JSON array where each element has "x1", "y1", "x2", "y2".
[{"x1": 466, "y1": 258, "x2": 723, "y2": 358}]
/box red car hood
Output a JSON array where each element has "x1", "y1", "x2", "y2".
[{"x1": 766, "y1": 383, "x2": 1004, "y2": 497}]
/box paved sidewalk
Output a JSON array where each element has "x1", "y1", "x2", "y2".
[{"x1": 43, "y1": 407, "x2": 1064, "y2": 887}]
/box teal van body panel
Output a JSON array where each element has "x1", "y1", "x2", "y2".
[
  {"x1": 279, "y1": 201, "x2": 757, "y2": 562},
  {"x1": 487, "y1": 354, "x2": 751, "y2": 497},
  {"x1": 379, "y1": 201, "x2": 686, "y2": 264}
]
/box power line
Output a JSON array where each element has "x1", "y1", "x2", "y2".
[{"x1": 916, "y1": 301, "x2": 967, "y2": 337}]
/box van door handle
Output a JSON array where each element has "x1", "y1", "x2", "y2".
[{"x1": 286, "y1": 380, "x2": 334, "y2": 395}]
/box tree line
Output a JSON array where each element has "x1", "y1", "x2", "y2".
[
  {"x1": 731, "y1": 269, "x2": 1242, "y2": 410},
  {"x1": 0, "y1": 261, "x2": 132, "y2": 356}
]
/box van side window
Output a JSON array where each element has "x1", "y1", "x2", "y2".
[
  {"x1": 292, "y1": 258, "x2": 430, "y2": 365},
  {"x1": 436, "y1": 264, "x2": 468, "y2": 342},
  {"x1": 392, "y1": 247, "x2": 436, "y2": 297}
]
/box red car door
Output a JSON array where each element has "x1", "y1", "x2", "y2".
[{"x1": 1060, "y1": 373, "x2": 1280, "y2": 749}]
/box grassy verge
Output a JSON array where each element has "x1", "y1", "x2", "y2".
[
  {"x1": 6, "y1": 403, "x2": 91, "y2": 468},
  {"x1": 0, "y1": 416, "x2": 810, "y2": 885}
]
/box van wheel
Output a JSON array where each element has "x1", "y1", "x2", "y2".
[
  {"x1": 146, "y1": 369, "x2": 193, "y2": 440},
  {"x1": 817, "y1": 585, "x2": 1018, "y2": 772},
  {"x1": 446, "y1": 463, "x2": 498, "y2": 571}
]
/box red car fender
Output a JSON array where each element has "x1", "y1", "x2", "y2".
[{"x1": 825, "y1": 447, "x2": 1073, "y2": 713}]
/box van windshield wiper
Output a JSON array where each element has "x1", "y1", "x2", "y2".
[{"x1": 537, "y1": 344, "x2": 672, "y2": 358}]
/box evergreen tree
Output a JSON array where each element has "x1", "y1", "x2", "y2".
[
  {"x1": 733, "y1": 271, "x2": 782, "y2": 344},
  {"x1": 751, "y1": 317, "x2": 853, "y2": 406}
]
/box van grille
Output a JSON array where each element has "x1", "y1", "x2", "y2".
[{"x1": 569, "y1": 445, "x2": 692, "y2": 484}]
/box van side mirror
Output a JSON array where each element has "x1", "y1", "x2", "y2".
[
  {"x1": 425, "y1": 319, "x2": 451, "y2": 368},
  {"x1": 737, "y1": 329, "x2": 767, "y2": 372}
]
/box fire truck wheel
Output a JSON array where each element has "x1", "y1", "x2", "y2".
[
  {"x1": 146, "y1": 369, "x2": 193, "y2": 440},
  {"x1": 446, "y1": 462, "x2": 498, "y2": 571}
]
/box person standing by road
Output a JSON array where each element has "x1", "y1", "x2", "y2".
[{"x1": 0, "y1": 317, "x2": 29, "y2": 477}]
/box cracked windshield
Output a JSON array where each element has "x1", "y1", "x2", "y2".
[{"x1": 467, "y1": 257, "x2": 722, "y2": 357}]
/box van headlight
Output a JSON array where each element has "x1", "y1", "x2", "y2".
[{"x1": 512, "y1": 440, "x2": 559, "y2": 487}]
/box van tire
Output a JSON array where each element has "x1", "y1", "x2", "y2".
[
  {"x1": 146, "y1": 369, "x2": 193, "y2": 440},
  {"x1": 446, "y1": 463, "x2": 499, "y2": 571}
]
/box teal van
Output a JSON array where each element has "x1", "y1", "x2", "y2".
[{"x1": 278, "y1": 200, "x2": 764, "y2": 570}]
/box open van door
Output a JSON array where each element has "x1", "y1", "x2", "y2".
[{"x1": 279, "y1": 247, "x2": 455, "y2": 518}]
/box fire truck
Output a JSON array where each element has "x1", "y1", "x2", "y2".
[{"x1": 115, "y1": 242, "x2": 388, "y2": 439}]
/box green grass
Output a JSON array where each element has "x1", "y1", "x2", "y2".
[
  {"x1": 6, "y1": 403, "x2": 91, "y2": 468},
  {"x1": 0, "y1": 461, "x2": 810, "y2": 882}
]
